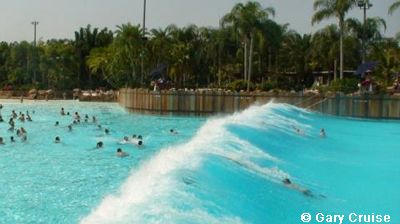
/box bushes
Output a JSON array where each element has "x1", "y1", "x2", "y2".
[
  {"x1": 229, "y1": 79, "x2": 254, "y2": 91},
  {"x1": 329, "y1": 78, "x2": 359, "y2": 94},
  {"x1": 259, "y1": 80, "x2": 277, "y2": 92}
]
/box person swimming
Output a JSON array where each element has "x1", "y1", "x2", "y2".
[
  {"x1": 104, "y1": 129, "x2": 110, "y2": 135},
  {"x1": 292, "y1": 125, "x2": 305, "y2": 135},
  {"x1": 137, "y1": 140, "x2": 143, "y2": 147},
  {"x1": 55, "y1": 137, "x2": 61, "y2": 143},
  {"x1": 27, "y1": 114, "x2": 33, "y2": 122},
  {"x1": 119, "y1": 136, "x2": 130, "y2": 144},
  {"x1": 68, "y1": 125, "x2": 72, "y2": 132},
  {"x1": 117, "y1": 148, "x2": 128, "y2": 157},
  {"x1": 96, "y1": 141, "x2": 104, "y2": 148},
  {"x1": 0, "y1": 115, "x2": 4, "y2": 122},
  {"x1": 8, "y1": 124, "x2": 15, "y2": 131},
  {"x1": 10, "y1": 136, "x2": 15, "y2": 142},
  {"x1": 283, "y1": 178, "x2": 314, "y2": 197},
  {"x1": 0, "y1": 137, "x2": 5, "y2": 145},
  {"x1": 61, "y1": 108, "x2": 66, "y2": 116},
  {"x1": 96, "y1": 125, "x2": 102, "y2": 130},
  {"x1": 170, "y1": 129, "x2": 179, "y2": 134},
  {"x1": 55, "y1": 121, "x2": 60, "y2": 126},
  {"x1": 320, "y1": 128, "x2": 326, "y2": 137},
  {"x1": 92, "y1": 116, "x2": 98, "y2": 123}
]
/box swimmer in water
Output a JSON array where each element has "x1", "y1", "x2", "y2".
[
  {"x1": 119, "y1": 136, "x2": 130, "y2": 144},
  {"x1": 170, "y1": 129, "x2": 179, "y2": 134},
  {"x1": 55, "y1": 137, "x2": 61, "y2": 143},
  {"x1": 96, "y1": 141, "x2": 104, "y2": 148},
  {"x1": 92, "y1": 116, "x2": 98, "y2": 123},
  {"x1": 0, "y1": 115, "x2": 4, "y2": 122},
  {"x1": 73, "y1": 112, "x2": 80, "y2": 120},
  {"x1": 55, "y1": 121, "x2": 59, "y2": 126},
  {"x1": 137, "y1": 140, "x2": 144, "y2": 147},
  {"x1": 117, "y1": 148, "x2": 128, "y2": 157},
  {"x1": 8, "y1": 124, "x2": 15, "y2": 131},
  {"x1": 27, "y1": 114, "x2": 33, "y2": 122},
  {"x1": 137, "y1": 135, "x2": 142, "y2": 140},
  {"x1": 0, "y1": 137, "x2": 5, "y2": 145},
  {"x1": 96, "y1": 125, "x2": 102, "y2": 130},
  {"x1": 320, "y1": 128, "x2": 326, "y2": 137},
  {"x1": 292, "y1": 125, "x2": 305, "y2": 135},
  {"x1": 61, "y1": 108, "x2": 66, "y2": 116},
  {"x1": 283, "y1": 178, "x2": 314, "y2": 197},
  {"x1": 68, "y1": 125, "x2": 72, "y2": 132},
  {"x1": 12, "y1": 110, "x2": 17, "y2": 119},
  {"x1": 10, "y1": 136, "x2": 15, "y2": 142},
  {"x1": 104, "y1": 129, "x2": 110, "y2": 135}
]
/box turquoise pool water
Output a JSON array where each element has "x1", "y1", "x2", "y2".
[{"x1": 0, "y1": 100, "x2": 398, "y2": 224}]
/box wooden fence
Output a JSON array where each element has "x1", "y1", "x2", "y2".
[{"x1": 118, "y1": 88, "x2": 400, "y2": 119}]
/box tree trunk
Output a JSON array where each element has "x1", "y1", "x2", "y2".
[
  {"x1": 247, "y1": 34, "x2": 254, "y2": 92},
  {"x1": 339, "y1": 18, "x2": 344, "y2": 80},
  {"x1": 244, "y1": 40, "x2": 248, "y2": 80}
]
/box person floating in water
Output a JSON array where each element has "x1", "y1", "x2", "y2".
[
  {"x1": 92, "y1": 116, "x2": 98, "y2": 123},
  {"x1": 61, "y1": 108, "x2": 66, "y2": 116},
  {"x1": 137, "y1": 140, "x2": 144, "y2": 147},
  {"x1": 96, "y1": 141, "x2": 104, "y2": 148},
  {"x1": 55, "y1": 137, "x2": 61, "y2": 143},
  {"x1": 320, "y1": 128, "x2": 326, "y2": 138},
  {"x1": 96, "y1": 125, "x2": 102, "y2": 130},
  {"x1": 0, "y1": 137, "x2": 5, "y2": 145},
  {"x1": 68, "y1": 125, "x2": 73, "y2": 132},
  {"x1": 119, "y1": 136, "x2": 130, "y2": 144},
  {"x1": 0, "y1": 115, "x2": 4, "y2": 122},
  {"x1": 10, "y1": 136, "x2": 15, "y2": 142},
  {"x1": 27, "y1": 114, "x2": 33, "y2": 122},
  {"x1": 283, "y1": 178, "x2": 314, "y2": 197},
  {"x1": 292, "y1": 125, "x2": 305, "y2": 135},
  {"x1": 104, "y1": 129, "x2": 110, "y2": 135},
  {"x1": 55, "y1": 121, "x2": 60, "y2": 126},
  {"x1": 117, "y1": 148, "x2": 128, "y2": 157},
  {"x1": 170, "y1": 129, "x2": 179, "y2": 134}
]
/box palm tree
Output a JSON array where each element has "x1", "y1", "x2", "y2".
[
  {"x1": 222, "y1": 1, "x2": 275, "y2": 91},
  {"x1": 389, "y1": 0, "x2": 400, "y2": 15},
  {"x1": 312, "y1": 0, "x2": 357, "y2": 80},
  {"x1": 346, "y1": 17, "x2": 387, "y2": 40}
]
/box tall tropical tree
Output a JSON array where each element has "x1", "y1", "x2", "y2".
[
  {"x1": 222, "y1": 1, "x2": 275, "y2": 91},
  {"x1": 312, "y1": 0, "x2": 357, "y2": 79},
  {"x1": 388, "y1": 0, "x2": 400, "y2": 15}
]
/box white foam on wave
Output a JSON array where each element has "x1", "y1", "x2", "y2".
[{"x1": 80, "y1": 102, "x2": 298, "y2": 224}]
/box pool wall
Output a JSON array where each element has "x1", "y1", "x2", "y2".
[{"x1": 118, "y1": 88, "x2": 400, "y2": 119}]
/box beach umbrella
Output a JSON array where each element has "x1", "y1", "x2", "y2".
[{"x1": 354, "y1": 61, "x2": 378, "y2": 76}]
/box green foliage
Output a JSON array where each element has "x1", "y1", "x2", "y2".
[
  {"x1": 329, "y1": 78, "x2": 359, "y2": 93},
  {"x1": 230, "y1": 79, "x2": 254, "y2": 91},
  {"x1": 259, "y1": 80, "x2": 277, "y2": 92},
  {"x1": 0, "y1": 1, "x2": 399, "y2": 92}
]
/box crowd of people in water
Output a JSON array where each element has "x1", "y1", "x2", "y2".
[
  {"x1": 0, "y1": 104, "x2": 179, "y2": 158},
  {"x1": 0, "y1": 102, "x2": 325, "y2": 197}
]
